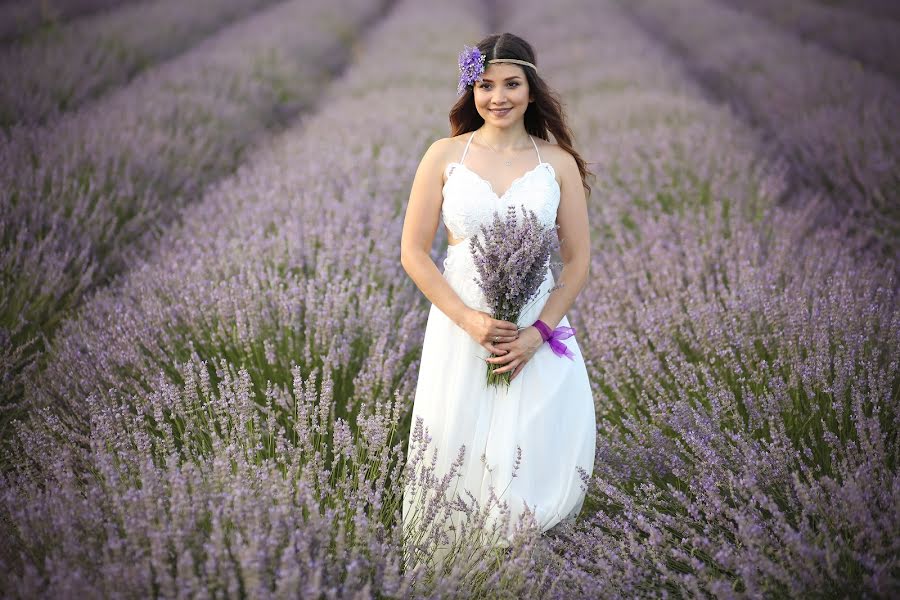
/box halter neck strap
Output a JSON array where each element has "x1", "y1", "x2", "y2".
[
  {"x1": 530, "y1": 134, "x2": 541, "y2": 163},
  {"x1": 460, "y1": 131, "x2": 475, "y2": 163}
]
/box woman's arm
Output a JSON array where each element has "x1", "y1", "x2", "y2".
[
  {"x1": 535, "y1": 149, "x2": 591, "y2": 329},
  {"x1": 400, "y1": 138, "x2": 474, "y2": 329}
]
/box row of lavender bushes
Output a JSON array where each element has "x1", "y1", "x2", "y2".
[
  {"x1": 620, "y1": 0, "x2": 900, "y2": 264},
  {"x1": 0, "y1": 0, "x2": 135, "y2": 45},
  {"x1": 715, "y1": 0, "x2": 900, "y2": 82},
  {"x1": 0, "y1": 0, "x2": 382, "y2": 459},
  {"x1": 0, "y1": 0, "x2": 284, "y2": 127},
  {"x1": 523, "y1": 0, "x2": 787, "y2": 239},
  {"x1": 510, "y1": 0, "x2": 898, "y2": 595},
  {"x1": 2, "y1": 0, "x2": 563, "y2": 595},
  {"x1": 822, "y1": 0, "x2": 900, "y2": 23}
]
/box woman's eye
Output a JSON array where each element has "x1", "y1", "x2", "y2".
[{"x1": 479, "y1": 82, "x2": 519, "y2": 89}]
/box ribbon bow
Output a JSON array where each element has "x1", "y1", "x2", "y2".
[{"x1": 532, "y1": 320, "x2": 576, "y2": 360}]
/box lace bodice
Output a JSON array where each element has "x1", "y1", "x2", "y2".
[{"x1": 441, "y1": 131, "x2": 560, "y2": 244}]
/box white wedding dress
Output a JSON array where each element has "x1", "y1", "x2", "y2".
[{"x1": 403, "y1": 131, "x2": 596, "y2": 568}]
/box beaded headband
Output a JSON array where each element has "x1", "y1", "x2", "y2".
[{"x1": 457, "y1": 44, "x2": 537, "y2": 95}]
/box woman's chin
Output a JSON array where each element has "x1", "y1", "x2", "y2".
[{"x1": 485, "y1": 113, "x2": 519, "y2": 124}]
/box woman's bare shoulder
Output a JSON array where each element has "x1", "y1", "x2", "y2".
[
  {"x1": 536, "y1": 137, "x2": 563, "y2": 161},
  {"x1": 435, "y1": 133, "x2": 470, "y2": 157},
  {"x1": 420, "y1": 135, "x2": 461, "y2": 161},
  {"x1": 427, "y1": 135, "x2": 468, "y2": 181},
  {"x1": 536, "y1": 138, "x2": 573, "y2": 185}
]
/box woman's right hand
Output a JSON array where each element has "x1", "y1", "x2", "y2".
[{"x1": 462, "y1": 309, "x2": 519, "y2": 356}]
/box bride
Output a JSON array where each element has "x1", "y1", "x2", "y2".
[{"x1": 399, "y1": 32, "x2": 596, "y2": 570}]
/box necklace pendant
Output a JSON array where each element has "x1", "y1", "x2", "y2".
[{"x1": 504, "y1": 159, "x2": 512, "y2": 167}]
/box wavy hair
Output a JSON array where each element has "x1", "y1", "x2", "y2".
[{"x1": 449, "y1": 32, "x2": 593, "y2": 198}]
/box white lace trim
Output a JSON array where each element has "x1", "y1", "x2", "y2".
[{"x1": 441, "y1": 162, "x2": 560, "y2": 243}]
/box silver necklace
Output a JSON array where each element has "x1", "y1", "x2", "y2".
[{"x1": 477, "y1": 131, "x2": 529, "y2": 167}]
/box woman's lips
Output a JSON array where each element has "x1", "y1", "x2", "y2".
[{"x1": 491, "y1": 108, "x2": 511, "y2": 116}]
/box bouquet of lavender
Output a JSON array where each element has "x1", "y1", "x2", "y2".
[{"x1": 470, "y1": 205, "x2": 563, "y2": 388}]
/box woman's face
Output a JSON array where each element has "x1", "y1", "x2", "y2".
[{"x1": 473, "y1": 63, "x2": 533, "y2": 127}]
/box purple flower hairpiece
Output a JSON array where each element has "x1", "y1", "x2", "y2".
[{"x1": 457, "y1": 44, "x2": 486, "y2": 95}]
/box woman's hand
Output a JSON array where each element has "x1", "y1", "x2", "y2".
[
  {"x1": 462, "y1": 309, "x2": 519, "y2": 356},
  {"x1": 488, "y1": 326, "x2": 544, "y2": 381}
]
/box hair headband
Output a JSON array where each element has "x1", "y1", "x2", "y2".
[{"x1": 457, "y1": 44, "x2": 537, "y2": 95}]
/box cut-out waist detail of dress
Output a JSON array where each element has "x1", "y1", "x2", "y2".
[
  {"x1": 442, "y1": 237, "x2": 472, "y2": 271},
  {"x1": 441, "y1": 240, "x2": 488, "y2": 311}
]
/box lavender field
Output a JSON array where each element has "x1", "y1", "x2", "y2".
[{"x1": 1, "y1": 0, "x2": 897, "y2": 597}]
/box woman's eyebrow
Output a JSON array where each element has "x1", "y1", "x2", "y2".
[{"x1": 480, "y1": 76, "x2": 521, "y2": 82}]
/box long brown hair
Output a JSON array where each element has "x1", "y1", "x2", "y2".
[{"x1": 449, "y1": 32, "x2": 592, "y2": 198}]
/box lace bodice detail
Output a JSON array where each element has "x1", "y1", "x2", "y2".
[{"x1": 441, "y1": 132, "x2": 560, "y2": 244}]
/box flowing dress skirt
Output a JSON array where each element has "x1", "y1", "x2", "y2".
[{"x1": 402, "y1": 240, "x2": 596, "y2": 569}]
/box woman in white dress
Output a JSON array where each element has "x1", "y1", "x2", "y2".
[{"x1": 399, "y1": 33, "x2": 596, "y2": 569}]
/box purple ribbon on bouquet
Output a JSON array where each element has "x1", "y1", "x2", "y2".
[{"x1": 532, "y1": 319, "x2": 576, "y2": 360}]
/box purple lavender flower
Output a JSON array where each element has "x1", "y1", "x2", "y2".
[
  {"x1": 469, "y1": 205, "x2": 560, "y2": 387},
  {"x1": 457, "y1": 44, "x2": 486, "y2": 95}
]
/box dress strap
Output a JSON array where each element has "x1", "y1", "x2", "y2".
[
  {"x1": 460, "y1": 131, "x2": 476, "y2": 165},
  {"x1": 529, "y1": 135, "x2": 542, "y2": 164}
]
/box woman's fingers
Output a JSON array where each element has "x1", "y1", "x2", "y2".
[
  {"x1": 510, "y1": 364, "x2": 524, "y2": 381},
  {"x1": 495, "y1": 319, "x2": 519, "y2": 332},
  {"x1": 493, "y1": 349, "x2": 520, "y2": 365},
  {"x1": 485, "y1": 323, "x2": 520, "y2": 360},
  {"x1": 494, "y1": 358, "x2": 520, "y2": 373},
  {"x1": 487, "y1": 343, "x2": 516, "y2": 360},
  {"x1": 485, "y1": 335, "x2": 516, "y2": 350}
]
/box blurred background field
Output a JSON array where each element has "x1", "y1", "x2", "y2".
[{"x1": 0, "y1": 0, "x2": 897, "y2": 597}]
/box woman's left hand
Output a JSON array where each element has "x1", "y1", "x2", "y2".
[{"x1": 488, "y1": 325, "x2": 544, "y2": 381}]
